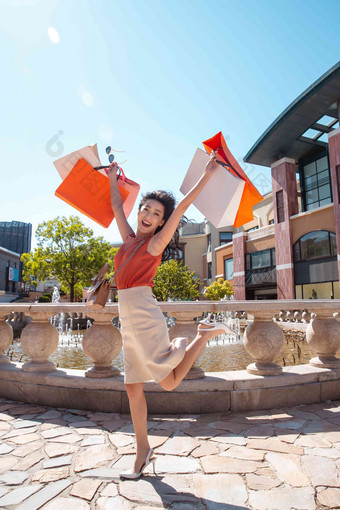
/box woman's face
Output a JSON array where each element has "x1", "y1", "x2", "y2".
[{"x1": 137, "y1": 199, "x2": 165, "y2": 235}]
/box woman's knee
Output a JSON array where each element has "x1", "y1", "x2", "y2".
[
  {"x1": 159, "y1": 372, "x2": 177, "y2": 392},
  {"x1": 125, "y1": 382, "x2": 144, "y2": 399},
  {"x1": 159, "y1": 381, "x2": 176, "y2": 391}
]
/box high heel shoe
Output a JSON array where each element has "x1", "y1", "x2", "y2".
[
  {"x1": 199, "y1": 314, "x2": 236, "y2": 336},
  {"x1": 119, "y1": 448, "x2": 156, "y2": 480}
]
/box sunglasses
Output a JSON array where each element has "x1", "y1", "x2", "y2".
[
  {"x1": 106, "y1": 145, "x2": 115, "y2": 164},
  {"x1": 94, "y1": 146, "x2": 126, "y2": 171}
]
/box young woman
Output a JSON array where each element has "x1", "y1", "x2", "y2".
[{"x1": 108, "y1": 151, "x2": 231, "y2": 479}]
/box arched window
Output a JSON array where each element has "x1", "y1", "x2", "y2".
[{"x1": 293, "y1": 231, "x2": 337, "y2": 262}]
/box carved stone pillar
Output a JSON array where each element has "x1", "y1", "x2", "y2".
[
  {"x1": 306, "y1": 311, "x2": 340, "y2": 368},
  {"x1": 82, "y1": 313, "x2": 122, "y2": 378},
  {"x1": 21, "y1": 312, "x2": 59, "y2": 372},
  {"x1": 243, "y1": 312, "x2": 284, "y2": 375},
  {"x1": 168, "y1": 311, "x2": 204, "y2": 379},
  {"x1": 0, "y1": 319, "x2": 13, "y2": 364}
]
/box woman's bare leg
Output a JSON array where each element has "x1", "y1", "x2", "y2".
[
  {"x1": 125, "y1": 383, "x2": 152, "y2": 473},
  {"x1": 159, "y1": 325, "x2": 223, "y2": 391}
]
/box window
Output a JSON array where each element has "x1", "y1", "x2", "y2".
[
  {"x1": 168, "y1": 247, "x2": 184, "y2": 261},
  {"x1": 247, "y1": 226, "x2": 259, "y2": 232},
  {"x1": 294, "y1": 231, "x2": 337, "y2": 261},
  {"x1": 207, "y1": 234, "x2": 211, "y2": 253},
  {"x1": 207, "y1": 262, "x2": 212, "y2": 279},
  {"x1": 300, "y1": 154, "x2": 332, "y2": 211},
  {"x1": 269, "y1": 219, "x2": 274, "y2": 225},
  {"x1": 219, "y1": 232, "x2": 233, "y2": 245},
  {"x1": 276, "y1": 190, "x2": 285, "y2": 223},
  {"x1": 247, "y1": 248, "x2": 276, "y2": 270},
  {"x1": 224, "y1": 258, "x2": 234, "y2": 280},
  {"x1": 251, "y1": 250, "x2": 271, "y2": 269}
]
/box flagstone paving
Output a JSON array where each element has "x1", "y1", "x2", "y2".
[{"x1": 0, "y1": 398, "x2": 339, "y2": 509}]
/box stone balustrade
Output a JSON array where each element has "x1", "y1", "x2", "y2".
[{"x1": 0, "y1": 300, "x2": 339, "y2": 413}]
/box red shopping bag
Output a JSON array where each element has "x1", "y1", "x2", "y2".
[{"x1": 55, "y1": 158, "x2": 140, "y2": 228}]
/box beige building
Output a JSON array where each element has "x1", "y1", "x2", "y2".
[{"x1": 180, "y1": 63, "x2": 340, "y2": 300}]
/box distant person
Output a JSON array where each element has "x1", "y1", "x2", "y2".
[{"x1": 107, "y1": 151, "x2": 232, "y2": 479}]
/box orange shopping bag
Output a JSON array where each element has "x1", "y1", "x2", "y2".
[{"x1": 55, "y1": 158, "x2": 140, "y2": 228}]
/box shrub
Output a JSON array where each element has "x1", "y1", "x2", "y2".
[
  {"x1": 38, "y1": 295, "x2": 51, "y2": 303},
  {"x1": 204, "y1": 278, "x2": 234, "y2": 300}
]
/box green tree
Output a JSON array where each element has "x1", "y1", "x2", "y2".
[
  {"x1": 204, "y1": 278, "x2": 234, "y2": 300},
  {"x1": 21, "y1": 216, "x2": 118, "y2": 302},
  {"x1": 21, "y1": 247, "x2": 52, "y2": 289},
  {"x1": 152, "y1": 259, "x2": 201, "y2": 301}
]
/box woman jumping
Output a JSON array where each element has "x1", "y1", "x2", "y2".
[{"x1": 108, "y1": 150, "x2": 231, "y2": 479}]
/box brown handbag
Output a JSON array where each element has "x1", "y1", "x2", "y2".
[{"x1": 86, "y1": 239, "x2": 146, "y2": 310}]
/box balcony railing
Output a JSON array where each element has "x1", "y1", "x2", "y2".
[{"x1": 245, "y1": 266, "x2": 277, "y2": 286}]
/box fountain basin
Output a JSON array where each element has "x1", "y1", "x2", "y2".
[{"x1": 0, "y1": 361, "x2": 339, "y2": 414}]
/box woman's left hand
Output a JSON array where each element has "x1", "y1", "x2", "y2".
[{"x1": 205, "y1": 150, "x2": 220, "y2": 174}]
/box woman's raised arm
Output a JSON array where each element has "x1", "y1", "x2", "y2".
[
  {"x1": 107, "y1": 163, "x2": 134, "y2": 241},
  {"x1": 148, "y1": 151, "x2": 219, "y2": 256}
]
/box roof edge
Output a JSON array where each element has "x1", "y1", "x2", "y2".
[{"x1": 244, "y1": 61, "x2": 340, "y2": 165}]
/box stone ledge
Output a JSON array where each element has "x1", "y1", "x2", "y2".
[{"x1": 0, "y1": 363, "x2": 339, "y2": 414}]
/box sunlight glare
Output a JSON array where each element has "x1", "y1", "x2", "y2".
[{"x1": 47, "y1": 26, "x2": 60, "y2": 44}]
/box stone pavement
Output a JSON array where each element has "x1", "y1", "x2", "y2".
[{"x1": 0, "y1": 398, "x2": 339, "y2": 510}]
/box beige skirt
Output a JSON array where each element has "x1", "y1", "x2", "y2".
[{"x1": 118, "y1": 286, "x2": 187, "y2": 384}]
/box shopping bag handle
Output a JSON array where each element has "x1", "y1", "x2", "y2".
[
  {"x1": 216, "y1": 159, "x2": 243, "y2": 181},
  {"x1": 93, "y1": 164, "x2": 125, "y2": 182}
]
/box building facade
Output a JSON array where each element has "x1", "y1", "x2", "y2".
[
  {"x1": 0, "y1": 247, "x2": 21, "y2": 294},
  {"x1": 0, "y1": 221, "x2": 32, "y2": 255},
  {"x1": 180, "y1": 62, "x2": 340, "y2": 300},
  {"x1": 0, "y1": 221, "x2": 32, "y2": 296}
]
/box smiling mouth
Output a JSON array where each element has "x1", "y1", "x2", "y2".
[{"x1": 142, "y1": 220, "x2": 151, "y2": 227}]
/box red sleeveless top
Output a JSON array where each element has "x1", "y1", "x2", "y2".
[{"x1": 114, "y1": 234, "x2": 162, "y2": 290}]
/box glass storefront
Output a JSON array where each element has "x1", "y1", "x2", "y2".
[
  {"x1": 295, "y1": 281, "x2": 340, "y2": 300},
  {"x1": 294, "y1": 230, "x2": 338, "y2": 299}
]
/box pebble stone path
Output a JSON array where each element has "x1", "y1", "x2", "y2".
[{"x1": 0, "y1": 397, "x2": 339, "y2": 510}]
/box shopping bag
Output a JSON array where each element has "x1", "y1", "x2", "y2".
[
  {"x1": 55, "y1": 158, "x2": 140, "y2": 228},
  {"x1": 53, "y1": 144, "x2": 104, "y2": 180},
  {"x1": 202, "y1": 132, "x2": 263, "y2": 227},
  {"x1": 180, "y1": 148, "x2": 246, "y2": 228}
]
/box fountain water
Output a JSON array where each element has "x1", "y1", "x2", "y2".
[
  {"x1": 52, "y1": 286, "x2": 60, "y2": 303},
  {"x1": 205, "y1": 311, "x2": 241, "y2": 347}
]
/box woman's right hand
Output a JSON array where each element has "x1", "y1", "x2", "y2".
[{"x1": 204, "y1": 150, "x2": 220, "y2": 175}]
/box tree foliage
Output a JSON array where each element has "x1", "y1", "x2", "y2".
[
  {"x1": 21, "y1": 216, "x2": 118, "y2": 302},
  {"x1": 152, "y1": 259, "x2": 201, "y2": 301},
  {"x1": 203, "y1": 278, "x2": 234, "y2": 301}
]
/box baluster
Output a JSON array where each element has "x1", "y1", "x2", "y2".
[
  {"x1": 21, "y1": 311, "x2": 59, "y2": 372},
  {"x1": 168, "y1": 311, "x2": 204, "y2": 379},
  {"x1": 306, "y1": 310, "x2": 340, "y2": 368},
  {"x1": 243, "y1": 311, "x2": 284, "y2": 375},
  {"x1": 294, "y1": 310, "x2": 302, "y2": 323},
  {"x1": 0, "y1": 318, "x2": 13, "y2": 364},
  {"x1": 82, "y1": 312, "x2": 122, "y2": 378},
  {"x1": 302, "y1": 310, "x2": 311, "y2": 323}
]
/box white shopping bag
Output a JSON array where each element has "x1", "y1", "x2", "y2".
[
  {"x1": 53, "y1": 144, "x2": 105, "y2": 180},
  {"x1": 180, "y1": 149, "x2": 245, "y2": 228}
]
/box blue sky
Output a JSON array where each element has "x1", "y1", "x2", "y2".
[{"x1": 1, "y1": 0, "x2": 340, "y2": 248}]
